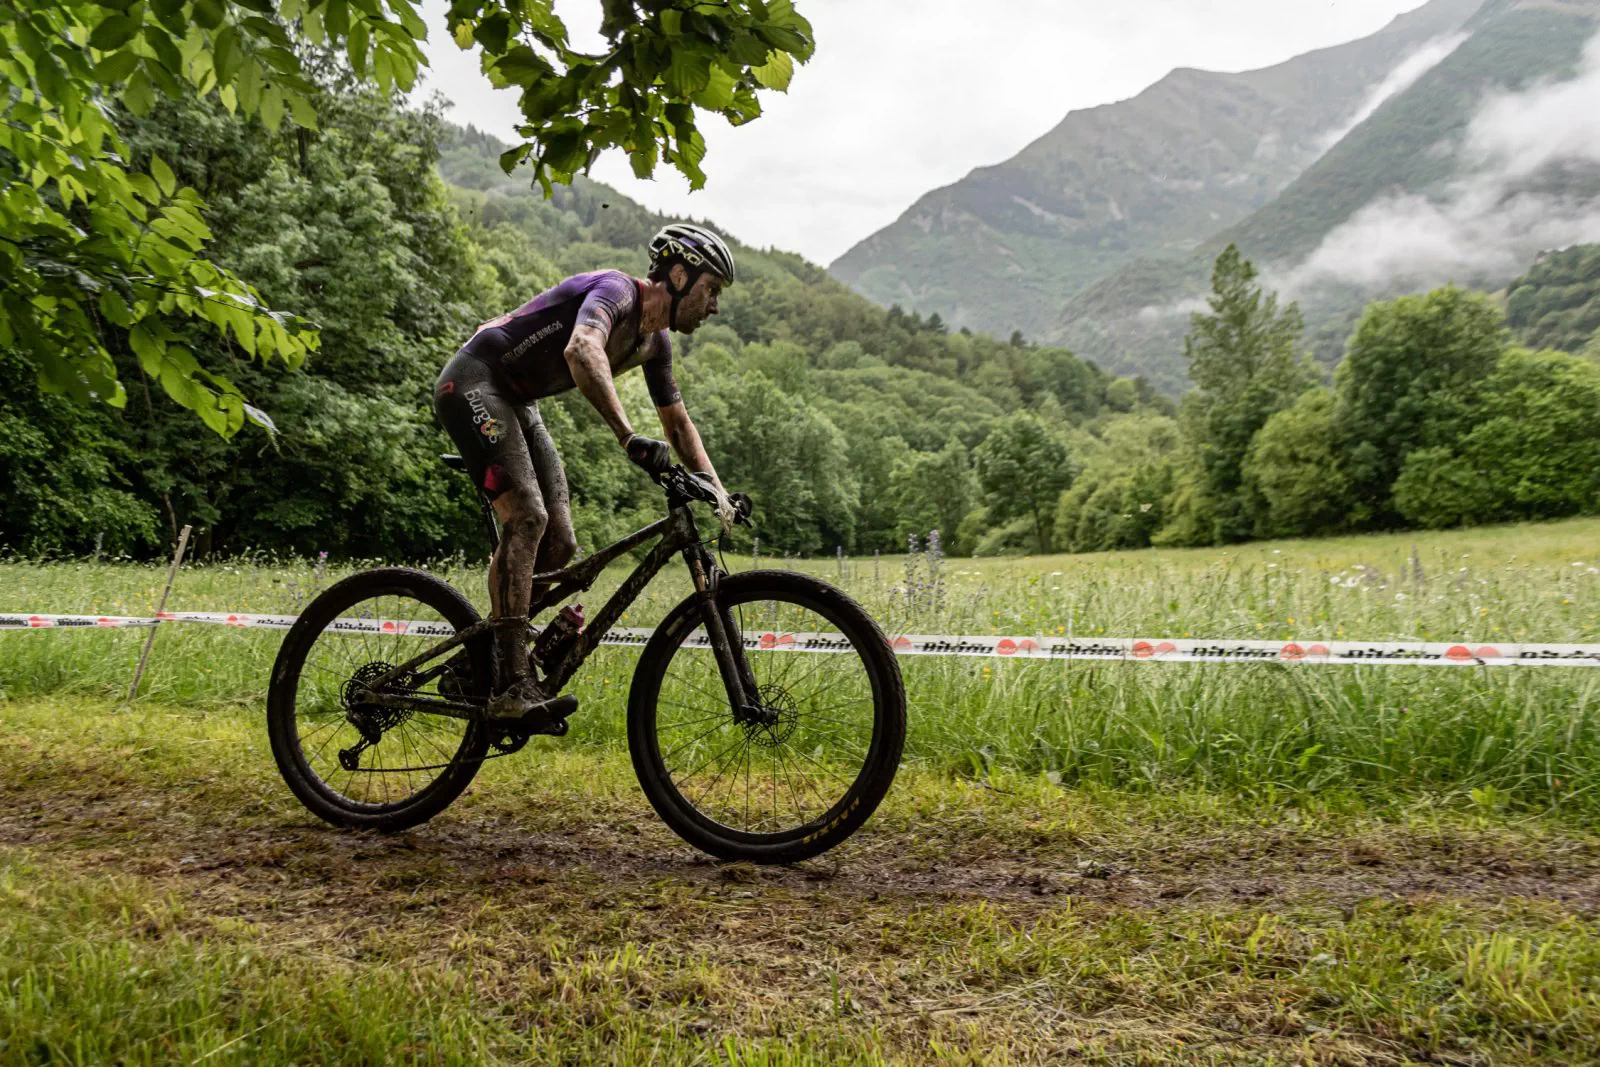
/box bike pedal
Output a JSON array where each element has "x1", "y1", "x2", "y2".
[{"x1": 518, "y1": 693, "x2": 579, "y2": 736}]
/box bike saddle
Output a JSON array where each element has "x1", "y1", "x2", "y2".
[{"x1": 440, "y1": 453, "x2": 467, "y2": 473}]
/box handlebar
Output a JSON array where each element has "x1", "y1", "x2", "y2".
[{"x1": 654, "y1": 465, "x2": 753, "y2": 525}]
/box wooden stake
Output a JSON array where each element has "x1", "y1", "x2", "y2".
[{"x1": 126, "y1": 524, "x2": 191, "y2": 705}]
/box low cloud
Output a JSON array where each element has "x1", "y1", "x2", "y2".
[
  {"x1": 1313, "y1": 33, "x2": 1468, "y2": 156},
  {"x1": 1136, "y1": 297, "x2": 1208, "y2": 321},
  {"x1": 1278, "y1": 33, "x2": 1600, "y2": 293}
]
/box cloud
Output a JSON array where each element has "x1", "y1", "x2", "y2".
[
  {"x1": 1137, "y1": 297, "x2": 1208, "y2": 322},
  {"x1": 1278, "y1": 33, "x2": 1600, "y2": 294},
  {"x1": 1312, "y1": 32, "x2": 1468, "y2": 155}
]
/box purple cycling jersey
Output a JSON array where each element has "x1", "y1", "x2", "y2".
[{"x1": 463, "y1": 270, "x2": 680, "y2": 407}]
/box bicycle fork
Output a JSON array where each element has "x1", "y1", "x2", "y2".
[{"x1": 685, "y1": 545, "x2": 761, "y2": 721}]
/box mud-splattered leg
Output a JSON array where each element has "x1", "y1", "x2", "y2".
[
  {"x1": 488, "y1": 486, "x2": 547, "y2": 686},
  {"x1": 525, "y1": 401, "x2": 578, "y2": 599}
]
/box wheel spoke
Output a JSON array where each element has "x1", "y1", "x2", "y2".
[
  {"x1": 284, "y1": 590, "x2": 478, "y2": 812},
  {"x1": 648, "y1": 585, "x2": 895, "y2": 840}
]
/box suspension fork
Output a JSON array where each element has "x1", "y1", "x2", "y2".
[{"x1": 685, "y1": 544, "x2": 758, "y2": 713}]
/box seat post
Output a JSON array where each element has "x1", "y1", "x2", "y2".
[
  {"x1": 442, "y1": 453, "x2": 501, "y2": 557},
  {"x1": 479, "y1": 490, "x2": 500, "y2": 555}
]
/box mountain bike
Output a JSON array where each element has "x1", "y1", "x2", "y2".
[{"x1": 266, "y1": 459, "x2": 906, "y2": 864}]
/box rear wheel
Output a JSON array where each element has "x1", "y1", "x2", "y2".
[
  {"x1": 267, "y1": 567, "x2": 493, "y2": 832},
  {"x1": 628, "y1": 570, "x2": 906, "y2": 864}
]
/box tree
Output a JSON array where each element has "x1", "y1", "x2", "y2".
[
  {"x1": 890, "y1": 437, "x2": 977, "y2": 554},
  {"x1": 1179, "y1": 244, "x2": 1314, "y2": 543},
  {"x1": 1392, "y1": 349, "x2": 1600, "y2": 528},
  {"x1": 1241, "y1": 388, "x2": 1352, "y2": 539},
  {"x1": 1054, "y1": 414, "x2": 1180, "y2": 552},
  {"x1": 973, "y1": 412, "x2": 1074, "y2": 552},
  {"x1": 2, "y1": 0, "x2": 813, "y2": 431},
  {"x1": 1334, "y1": 286, "x2": 1507, "y2": 526}
]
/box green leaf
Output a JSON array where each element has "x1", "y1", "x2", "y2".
[
  {"x1": 142, "y1": 25, "x2": 185, "y2": 75},
  {"x1": 692, "y1": 64, "x2": 736, "y2": 109},
  {"x1": 750, "y1": 49, "x2": 792, "y2": 91},
  {"x1": 286, "y1": 90, "x2": 318, "y2": 129},
  {"x1": 214, "y1": 25, "x2": 245, "y2": 86},
  {"x1": 145, "y1": 57, "x2": 187, "y2": 99},
  {"x1": 240, "y1": 15, "x2": 294, "y2": 48},
  {"x1": 388, "y1": 0, "x2": 428, "y2": 39},
  {"x1": 124, "y1": 68, "x2": 156, "y2": 115},
  {"x1": 541, "y1": 130, "x2": 587, "y2": 176},
  {"x1": 472, "y1": 11, "x2": 512, "y2": 54},
  {"x1": 129, "y1": 324, "x2": 166, "y2": 376},
  {"x1": 726, "y1": 31, "x2": 770, "y2": 67},
  {"x1": 498, "y1": 143, "x2": 533, "y2": 174},
  {"x1": 660, "y1": 10, "x2": 682, "y2": 35},
  {"x1": 324, "y1": 0, "x2": 351, "y2": 36},
  {"x1": 673, "y1": 125, "x2": 706, "y2": 190},
  {"x1": 663, "y1": 48, "x2": 712, "y2": 98},
  {"x1": 629, "y1": 141, "x2": 658, "y2": 180},
  {"x1": 98, "y1": 288, "x2": 134, "y2": 327},
  {"x1": 236, "y1": 59, "x2": 264, "y2": 114},
  {"x1": 193, "y1": 0, "x2": 225, "y2": 29},
  {"x1": 95, "y1": 49, "x2": 140, "y2": 83},
  {"x1": 89, "y1": 15, "x2": 141, "y2": 51},
  {"x1": 259, "y1": 82, "x2": 284, "y2": 128},
  {"x1": 347, "y1": 18, "x2": 370, "y2": 78},
  {"x1": 752, "y1": 23, "x2": 808, "y2": 56},
  {"x1": 492, "y1": 44, "x2": 550, "y2": 84},
  {"x1": 373, "y1": 47, "x2": 392, "y2": 93},
  {"x1": 150, "y1": 155, "x2": 176, "y2": 197}
]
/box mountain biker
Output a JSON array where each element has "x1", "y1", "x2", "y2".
[{"x1": 433, "y1": 222, "x2": 737, "y2": 720}]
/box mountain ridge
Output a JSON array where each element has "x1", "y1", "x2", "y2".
[
  {"x1": 1052, "y1": 0, "x2": 1600, "y2": 391},
  {"x1": 827, "y1": 0, "x2": 1484, "y2": 341}
]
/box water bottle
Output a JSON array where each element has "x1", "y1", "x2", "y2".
[{"x1": 533, "y1": 602, "x2": 584, "y2": 665}]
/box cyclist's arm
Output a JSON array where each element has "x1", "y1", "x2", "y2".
[
  {"x1": 656, "y1": 401, "x2": 723, "y2": 492},
  {"x1": 564, "y1": 323, "x2": 635, "y2": 444},
  {"x1": 644, "y1": 332, "x2": 723, "y2": 490}
]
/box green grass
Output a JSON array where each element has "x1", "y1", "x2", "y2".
[
  {"x1": 3, "y1": 696, "x2": 1600, "y2": 1064},
  {"x1": 3, "y1": 516, "x2": 1598, "y2": 816}
]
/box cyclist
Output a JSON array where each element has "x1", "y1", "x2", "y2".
[{"x1": 434, "y1": 223, "x2": 737, "y2": 720}]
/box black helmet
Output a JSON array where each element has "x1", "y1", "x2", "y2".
[{"x1": 648, "y1": 223, "x2": 737, "y2": 285}]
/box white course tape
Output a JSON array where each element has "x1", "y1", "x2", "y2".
[{"x1": 3, "y1": 612, "x2": 1598, "y2": 667}]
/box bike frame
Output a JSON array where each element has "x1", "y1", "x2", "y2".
[{"x1": 363, "y1": 477, "x2": 756, "y2": 722}]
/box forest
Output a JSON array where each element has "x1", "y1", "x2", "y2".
[{"x1": 4, "y1": 69, "x2": 1597, "y2": 562}]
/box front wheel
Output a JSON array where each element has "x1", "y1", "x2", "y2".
[{"x1": 628, "y1": 570, "x2": 906, "y2": 864}]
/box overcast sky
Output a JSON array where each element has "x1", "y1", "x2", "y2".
[{"x1": 415, "y1": 0, "x2": 1433, "y2": 266}]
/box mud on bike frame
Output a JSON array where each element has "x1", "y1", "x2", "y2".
[{"x1": 353, "y1": 462, "x2": 756, "y2": 722}]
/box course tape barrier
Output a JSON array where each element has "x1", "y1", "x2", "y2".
[{"x1": 3, "y1": 612, "x2": 1598, "y2": 667}]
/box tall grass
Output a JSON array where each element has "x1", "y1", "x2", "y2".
[{"x1": 2, "y1": 517, "x2": 1598, "y2": 816}]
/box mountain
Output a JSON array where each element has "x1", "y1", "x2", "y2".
[
  {"x1": 1506, "y1": 243, "x2": 1600, "y2": 353},
  {"x1": 1053, "y1": 0, "x2": 1600, "y2": 391},
  {"x1": 827, "y1": 0, "x2": 1484, "y2": 343}
]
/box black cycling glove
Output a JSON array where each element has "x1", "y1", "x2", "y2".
[{"x1": 624, "y1": 434, "x2": 673, "y2": 476}]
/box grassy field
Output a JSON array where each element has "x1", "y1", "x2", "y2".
[
  {"x1": 3, "y1": 518, "x2": 1600, "y2": 1062},
  {"x1": 4, "y1": 516, "x2": 1598, "y2": 813}
]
